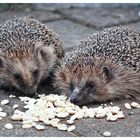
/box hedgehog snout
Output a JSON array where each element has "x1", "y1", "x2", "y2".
[
  {"x1": 69, "y1": 87, "x2": 80, "y2": 104},
  {"x1": 25, "y1": 86, "x2": 37, "y2": 97}
]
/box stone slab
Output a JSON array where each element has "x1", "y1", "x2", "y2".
[
  {"x1": 46, "y1": 20, "x2": 96, "y2": 51},
  {"x1": 75, "y1": 98, "x2": 140, "y2": 137},
  {"x1": 0, "y1": 89, "x2": 74, "y2": 137},
  {"x1": 0, "y1": 10, "x2": 63, "y2": 24},
  {"x1": 33, "y1": 4, "x2": 140, "y2": 11},
  {"x1": 0, "y1": 89, "x2": 140, "y2": 137},
  {"x1": 58, "y1": 8, "x2": 140, "y2": 29},
  {"x1": 125, "y1": 22, "x2": 140, "y2": 32}
]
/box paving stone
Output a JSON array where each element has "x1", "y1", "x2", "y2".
[
  {"x1": 0, "y1": 118, "x2": 73, "y2": 136},
  {"x1": 46, "y1": 20, "x2": 96, "y2": 51},
  {"x1": 75, "y1": 112, "x2": 140, "y2": 137},
  {"x1": 33, "y1": 4, "x2": 140, "y2": 11},
  {"x1": 0, "y1": 10, "x2": 63, "y2": 24},
  {"x1": 74, "y1": 97, "x2": 140, "y2": 137},
  {"x1": 125, "y1": 22, "x2": 140, "y2": 32},
  {"x1": 59, "y1": 8, "x2": 140, "y2": 29},
  {"x1": 0, "y1": 88, "x2": 140, "y2": 136},
  {"x1": 0, "y1": 88, "x2": 74, "y2": 137}
]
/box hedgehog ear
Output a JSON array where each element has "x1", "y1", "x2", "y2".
[
  {"x1": 35, "y1": 42, "x2": 55, "y2": 62},
  {"x1": 40, "y1": 46, "x2": 55, "y2": 62},
  {"x1": 101, "y1": 65, "x2": 112, "y2": 82},
  {"x1": 34, "y1": 42, "x2": 44, "y2": 55}
]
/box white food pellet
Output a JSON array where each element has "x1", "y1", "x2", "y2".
[
  {"x1": 67, "y1": 125, "x2": 76, "y2": 132},
  {"x1": 96, "y1": 113, "x2": 106, "y2": 118},
  {"x1": 9, "y1": 95, "x2": 16, "y2": 98},
  {"x1": 14, "y1": 110, "x2": 24, "y2": 116},
  {"x1": 43, "y1": 120, "x2": 51, "y2": 125},
  {"x1": 13, "y1": 104, "x2": 19, "y2": 109},
  {"x1": 111, "y1": 106, "x2": 120, "y2": 112},
  {"x1": 4, "y1": 123, "x2": 13, "y2": 130},
  {"x1": 19, "y1": 97, "x2": 30, "y2": 102},
  {"x1": 47, "y1": 96, "x2": 56, "y2": 102},
  {"x1": 9, "y1": 95, "x2": 13, "y2": 98},
  {"x1": 70, "y1": 115, "x2": 77, "y2": 121},
  {"x1": 22, "y1": 124, "x2": 32, "y2": 129},
  {"x1": 35, "y1": 124, "x2": 45, "y2": 130},
  {"x1": 48, "y1": 101, "x2": 54, "y2": 108},
  {"x1": 50, "y1": 118, "x2": 60, "y2": 123},
  {"x1": 57, "y1": 124, "x2": 67, "y2": 131},
  {"x1": 22, "y1": 120, "x2": 33, "y2": 125},
  {"x1": 32, "y1": 122, "x2": 37, "y2": 127},
  {"x1": 124, "y1": 103, "x2": 131, "y2": 110},
  {"x1": 84, "y1": 109, "x2": 95, "y2": 118},
  {"x1": 67, "y1": 120, "x2": 74, "y2": 125},
  {"x1": 103, "y1": 131, "x2": 111, "y2": 137},
  {"x1": 0, "y1": 112, "x2": 7, "y2": 117},
  {"x1": 1, "y1": 99, "x2": 9, "y2": 105},
  {"x1": 115, "y1": 112, "x2": 125, "y2": 119},
  {"x1": 50, "y1": 118, "x2": 60, "y2": 127},
  {"x1": 110, "y1": 102, "x2": 113, "y2": 105},
  {"x1": 0, "y1": 107, "x2": 3, "y2": 112},
  {"x1": 0, "y1": 117, "x2": 3, "y2": 120},
  {"x1": 82, "y1": 106, "x2": 88, "y2": 109},
  {"x1": 50, "y1": 121, "x2": 59, "y2": 127},
  {"x1": 32, "y1": 117, "x2": 39, "y2": 122},
  {"x1": 11, "y1": 114, "x2": 22, "y2": 121},
  {"x1": 131, "y1": 102, "x2": 140, "y2": 108},
  {"x1": 107, "y1": 115, "x2": 117, "y2": 121},
  {"x1": 22, "y1": 114, "x2": 34, "y2": 122},
  {"x1": 57, "y1": 112, "x2": 69, "y2": 118},
  {"x1": 66, "y1": 109, "x2": 77, "y2": 115},
  {"x1": 75, "y1": 111, "x2": 84, "y2": 119}
]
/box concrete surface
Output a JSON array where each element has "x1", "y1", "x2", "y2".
[
  {"x1": 33, "y1": 3, "x2": 140, "y2": 10},
  {"x1": 57, "y1": 7, "x2": 140, "y2": 29},
  {"x1": 0, "y1": 6, "x2": 140, "y2": 137},
  {"x1": 0, "y1": 10, "x2": 63, "y2": 24},
  {"x1": 46, "y1": 20, "x2": 95, "y2": 50}
]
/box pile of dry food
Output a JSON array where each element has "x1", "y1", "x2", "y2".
[{"x1": 0, "y1": 94, "x2": 140, "y2": 135}]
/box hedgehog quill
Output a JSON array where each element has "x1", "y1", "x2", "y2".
[
  {"x1": 54, "y1": 27, "x2": 140, "y2": 105},
  {"x1": 0, "y1": 17, "x2": 63, "y2": 96}
]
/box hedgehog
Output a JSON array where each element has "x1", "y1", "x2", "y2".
[
  {"x1": 0, "y1": 17, "x2": 64, "y2": 96},
  {"x1": 54, "y1": 27, "x2": 140, "y2": 105}
]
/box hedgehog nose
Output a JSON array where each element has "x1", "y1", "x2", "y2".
[
  {"x1": 70, "y1": 95, "x2": 77, "y2": 104},
  {"x1": 28, "y1": 92, "x2": 35, "y2": 97},
  {"x1": 69, "y1": 93, "x2": 78, "y2": 104},
  {"x1": 28, "y1": 87, "x2": 37, "y2": 97}
]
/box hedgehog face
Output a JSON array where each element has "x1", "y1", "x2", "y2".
[
  {"x1": 55, "y1": 58, "x2": 114, "y2": 106},
  {"x1": 55, "y1": 55, "x2": 140, "y2": 106},
  {"x1": 0, "y1": 42, "x2": 57, "y2": 96}
]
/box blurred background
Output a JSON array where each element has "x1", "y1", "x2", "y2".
[{"x1": 0, "y1": 3, "x2": 140, "y2": 51}]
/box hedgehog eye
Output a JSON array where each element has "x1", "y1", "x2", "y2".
[
  {"x1": 86, "y1": 81, "x2": 95, "y2": 88},
  {"x1": 69, "y1": 82, "x2": 74, "y2": 91},
  {"x1": 13, "y1": 73, "x2": 21, "y2": 80},
  {"x1": 33, "y1": 68, "x2": 39, "y2": 76}
]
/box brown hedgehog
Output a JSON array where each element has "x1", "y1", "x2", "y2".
[
  {"x1": 54, "y1": 27, "x2": 140, "y2": 105},
  {"x1": 0, "y1": 17, "x2": 64, "y2": 96}
]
